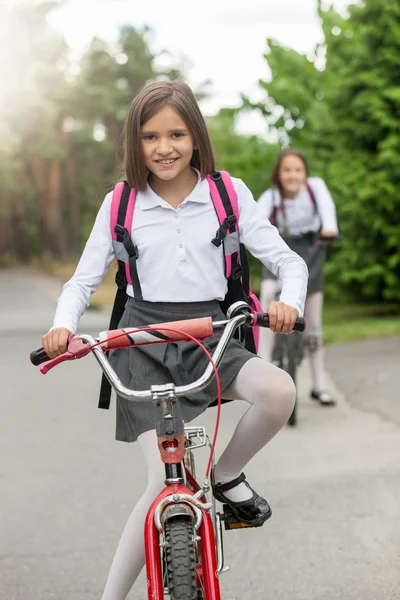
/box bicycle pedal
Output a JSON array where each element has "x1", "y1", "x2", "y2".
[{"x1": 221, "y1": 504, "x2": 264, "y2": 530}]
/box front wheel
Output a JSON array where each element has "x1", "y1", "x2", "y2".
[
  {"x1": 273, "y1": 334, "x2": 298, "y2": 427},
  {"x1": 164, "y1": 516, "x2": 202, "y2": 600}
]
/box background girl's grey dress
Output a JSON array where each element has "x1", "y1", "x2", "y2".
[
  {"x1": 260, "y1": 178, "x2": 338, "y2": 295},
  {"x1": 110, "y1": 298, "x2": 255, "y2": 442},
  {"x1": 262, "y1": 239, "x2": 325, "y2": 295}
]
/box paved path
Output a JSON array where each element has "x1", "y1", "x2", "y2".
[
  {"x1": 325, "y1": 338, "x2": 400, "y2": 425},
  {"x1": 1, "y1": 268, "x2": 399, "y2": 600}
]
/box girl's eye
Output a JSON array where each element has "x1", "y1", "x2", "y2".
[{"x1": 172, "y1": 132, "x2": 184, "y2": 139}]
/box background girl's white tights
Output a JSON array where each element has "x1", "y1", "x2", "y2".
[
  {"x1": 101, "y1": 357, "x2": 295, "y2": 600},
  {"x1": 259, "y1": 279, "x2": 328, "y2": 392}
]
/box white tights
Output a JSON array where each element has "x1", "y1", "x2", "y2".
[
  {"x1": 259, "y1": 279, "x2": 328, "y2": 392},
  {"x1": 101, "y1": 357, "x2": 295, "y2": 600}
]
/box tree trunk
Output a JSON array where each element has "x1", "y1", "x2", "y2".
[
  {"x1": 28, "y1": 155, "x2": 48, "y2": 251},
  {"x1": 0, "y1": 194, "x2": 13, "y2": 264},
  {"x1": 43, "y1": 158, "x2": 66, "y2": 259},
  {"x1": 62, "y1": 130, "x2": 80, "y2": 256},
  {"x1": 6, "y1": 165, "x2": 32, "y2": 262}
]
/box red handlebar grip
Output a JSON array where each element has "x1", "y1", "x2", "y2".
[{"x1": 99, "y1": 316, "x2": 214, "y2": 350}]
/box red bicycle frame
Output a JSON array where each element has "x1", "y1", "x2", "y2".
[
  {"x1": 144, "y1": 475, "x2": 221, "y2": 600},
  {"x1": 144, "y1": 417, "x2": 221, "y2": 600}
]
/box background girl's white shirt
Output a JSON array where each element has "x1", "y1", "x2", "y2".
[
  {"x1": 53, "y1": 176, "x2": 308, "y2": 333},
  {"x1": 257, "y1": 177, "x2": 339, "y2": 235}
]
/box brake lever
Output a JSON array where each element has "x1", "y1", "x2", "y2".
[{"x1": 40, "y1": 335, "x2": 92, "y2": 374}]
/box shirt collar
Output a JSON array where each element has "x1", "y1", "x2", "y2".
[{"x1": 138, "y1": 169, "x2": 210, "y2": 210}]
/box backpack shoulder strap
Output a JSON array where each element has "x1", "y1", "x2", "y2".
[
  {"x1": 111, "y1": 181, "x2": 137, "y2": 242},
  {"x1": 220, "y1": 170, "x2": 239, "y2": 221},
  {"x1": 110, "y1": 181, "x2": 126, "y2": 240},
  {"x1": 110, "y1": 181, "x2": 139, "y2": 289},
  {"x1": 206, "y1": 171, "x2": 240, "y2": 279},
  {"x1": 269, "y1": 190, "x2": 278, "y2": 224},
  {"x1": 99, "y1": 181, "x2": 137, "y2": 411},
  {"x1": 305, "y1": 181, "x2": 318, "y2": 213}
]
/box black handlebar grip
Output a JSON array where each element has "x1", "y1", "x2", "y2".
[
  {"x1": 256, "y1": 313, "x2": 306, "y2": 333},
  {"x1": 30, "y1": 347, "x2": 51, "y2": 366},
  {"x1": 294, "y1": 317, "x2": 306, "y2": 332}
]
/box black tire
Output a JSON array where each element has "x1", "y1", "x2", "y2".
[
  {"x1": 164, "y1": 516, "x2": 200, "y2": 600},
  {"x1": 287, "y1": 333, "x2": 298, "y2": 427},
  {"x1": 274, "y1": 334, "x2": 298, "y2": 427}
]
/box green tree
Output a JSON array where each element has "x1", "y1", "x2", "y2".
[
  {"x1": 207, "y1": 108, "x2": 277, "y2": 199},
  {"x1": 0, "y1": 1, "x2": 69, "y2": 259},
  {"x1": 0, "y1": 3, "x2": 184, "y2": 262},
  {"x1": 249, "y1": 0, "x2": 400, "y2": 301}
]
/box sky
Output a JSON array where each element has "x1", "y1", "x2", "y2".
[{"x1": 4, "y1": 0, "x2": 357, "y2": 135}]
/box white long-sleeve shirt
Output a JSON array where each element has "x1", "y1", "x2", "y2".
[
  {"x1": 257, "y1": 177, "x2": 339, "y2": 235},
  {"x1": 53, "y1": 174, "x2": 309, "y2": 332}
]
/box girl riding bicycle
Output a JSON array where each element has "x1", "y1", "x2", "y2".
[
  {"x1": 42, "y1": 81, "x2": 308, "y2": 600},
  {"x1": 257, "y1": 148, "x2": 339, "y2": 406}
]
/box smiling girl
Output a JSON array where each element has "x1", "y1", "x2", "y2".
[{"x1": 41, "y1": 82, "x2": 308, "y2": 599}]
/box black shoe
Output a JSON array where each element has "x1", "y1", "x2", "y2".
[
  {"x1": 310, "y1": 389, "x2": 336, "y2": 406},
  {"x1": 211, "y1": 471, "x2": 272, "y2": 526}
]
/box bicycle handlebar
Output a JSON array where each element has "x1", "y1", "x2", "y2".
[
  {"x1": 30, "y1": 311, "x2": 305, "y2": 367},
  {"x1": 30, "y1": 306, "x2": 305, "y2": 401}
]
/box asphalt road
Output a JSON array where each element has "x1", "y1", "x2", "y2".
[{"x1": 1, "y1": 268, "x2": 399, "y2": 600}]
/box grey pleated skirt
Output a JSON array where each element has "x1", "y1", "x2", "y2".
[
  {"x1": 109, "y1": 298, "x2": 255, "y2": 443},
  {"x1": 262, "y1": 237, "x2": 326, "y2": 295}
]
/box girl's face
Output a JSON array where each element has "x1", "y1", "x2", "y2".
[
  {"x1": 279, "y1": 154, "x2": 307, "y2": 197},
  {"x1": 141, "y1": 106, "x2": 195, "y2": 183}
]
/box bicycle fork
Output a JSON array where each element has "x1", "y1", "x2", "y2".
[{"x1": 143, "y1": 384, "x2": 222, "y2": 600}]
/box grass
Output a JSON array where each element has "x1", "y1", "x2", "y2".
[
  {"x1": 322, "y1": 301, "x2": 400, "y2": 345},
  {"x1": 45, "y1": 261, "x2": 400, "y2": 346}
]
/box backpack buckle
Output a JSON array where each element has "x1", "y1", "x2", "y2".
[
  {"x1": 232, "y1": 264, "x2": 242, "y2": 281},
  {"x1": 210, "y1": 171, "x2": 222, "y2": 181},
  {"x1": 211, "y1": 216, "x2": 237, "y2": 248},
  {"x1": 211, "y1": 228, "x2": 225, "y2": 247},
  {"x1": 115, "y1": 224, "x2": 125, "y2": 239}
]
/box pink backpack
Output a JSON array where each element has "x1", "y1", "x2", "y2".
[{"x1": 99, "y1": 171, "x2": 262, "y2": 409}]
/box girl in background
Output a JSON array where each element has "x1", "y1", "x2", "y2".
[{"x1": 258, "y1": 148, "x2": 339, "y2": 406}]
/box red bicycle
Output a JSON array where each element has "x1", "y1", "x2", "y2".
[{"x1": 31, "y1": 301, "x2": 304, "y2": 600}]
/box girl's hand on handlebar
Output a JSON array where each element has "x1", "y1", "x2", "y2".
[
  {"x1": 267, "y1": 302, "x2": 299, "y2": 334},
  {"x1": 317, "y1": 229, "x2": 339, "y2": 244},
  {"x1": 42, "y1": 327, "x2": 73, "y2": 358}
]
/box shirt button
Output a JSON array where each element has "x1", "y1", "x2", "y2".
[
  {"x1": 175, "y1": 214, "x2": 179, "y2": 219},
  {"x1": 178, "y1": 243, "x2": 183, "y2": 248},
  {"x1": 177, "y1": 228, "x2": 181, "y2": 233}
]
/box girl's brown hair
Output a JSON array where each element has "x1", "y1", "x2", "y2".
[
  {"x1": 270, "y1": 148, "x2": 309, "y2": 195},
  {"x1": 124, "y1": 80, "x2": 215, "y2": 191}
]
